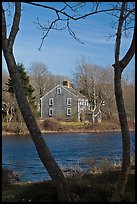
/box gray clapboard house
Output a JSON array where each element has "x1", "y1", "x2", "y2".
[{"x1": 40, "y1": 81, "x2": 89, "y2": 121}]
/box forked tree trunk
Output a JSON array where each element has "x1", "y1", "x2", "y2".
[
  {"x1": 111, "y1": 2, "x2": 134, "y2": 201},
  {"x1": 2, "y1": 2, "x2": 134, "y2": 202},
  {"x1": 2, "y1": 3, "x2": 75, "y2": 202}
]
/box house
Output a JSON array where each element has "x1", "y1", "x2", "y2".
[{"x1": 40, "y1": 80, "x2": 89, "y2": 121}]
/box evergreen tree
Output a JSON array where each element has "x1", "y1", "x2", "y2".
[{"x1": 6, "y1": 63, "x2": 36, "y2": 107}]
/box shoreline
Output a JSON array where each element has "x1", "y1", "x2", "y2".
[{"x1": 2, "y1": 128, "x2": 135, "y2": 136}]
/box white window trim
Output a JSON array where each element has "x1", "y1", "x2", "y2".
[
  {"x1": 67, "y1": 98, "x2": 71, "y2": 105},
  {"x1": 57, "y1": 87, "x2": 61, "y2": 94},
  {"x1": 86, "y1": 100, "x2": 88, "y2": 106},
  {"x1": 79, "y1": 100, "x2": 85, "y2": 106},
  {"x1": 49, "y1": 98, "x2": 54, "y2": 105},
  {"x1": 49, "y1": 108, "x2": 53, "y2": 116},
  {"x1": 67, "y1": 108, "x2": 71, "y2": 116}
]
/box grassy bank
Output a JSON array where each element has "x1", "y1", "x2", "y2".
[
  {"x1": 2, "y1": 117, "x2": 135, "y2": 135},
  {"x1": 2, "y1": 164, "x2": 135, "y2": 202}
]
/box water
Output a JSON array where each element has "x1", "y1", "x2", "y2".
[{"x1": 2, "y1": 131, "x2": 135, "y2": 182}]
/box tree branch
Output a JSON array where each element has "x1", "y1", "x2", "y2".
[
  {"x1": 8, "y1": 2, "x2": 21, "y2": 49},
  {"x1": 24, "y1": 2, "x2": 121, "y2": 21},
  {"x1": 114, "y1": 2, "x2": 126, "y2": 69},
  {"x1": 2, "y1": 6, "x2": 8, "y2": 49},
  {"x1": 112, "y1": 29, "x2": 135, "y2": 71},
  {"x1": 67, "y1": 19, "x2": 84, "y2": 44},
  {"x1": 119, "y1": 29, "x2": 135, "y2": 71},
  {"x1": 22, "y1": 2, "x2": 126, "y2": 50},
  {"x1": 23, "y1": 2, "x2": 134, "y2": 54}
]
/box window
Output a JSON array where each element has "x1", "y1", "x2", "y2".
[
  {"x1": 86, "y1": 100, "x2": 89, "y2": 106},
  {"x1": 67, "y1": 98, "x2": 71, "y2": 105},
  {"x1": 49, "y1": 108, "x2": 53, "y2": 116},
  {"x1": 79, "y1": 100, "x2": 84, "y2": 105},
  {"x1": 49, "y1": 98, "x2": 54, "y2": 105},
  {"x1": 67, "y1": 108, "x2": 71, "y2": 116},
  {"x1": 79, "y1": 100, "x2": 82, "y2": 105},
  {"x1": 57, "y1": 87, "x2": 61, "y2": 94}
]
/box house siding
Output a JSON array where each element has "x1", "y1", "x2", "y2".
[{"x1": 41, "y1": 85, "x2": 78, "y2": 120}]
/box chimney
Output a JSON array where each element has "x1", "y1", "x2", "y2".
[{"x1": 63, "y1": 80, "x2": 71, "y2": 88}]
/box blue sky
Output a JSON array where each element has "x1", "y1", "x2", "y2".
[{"x1": 2, "y1": 2, "x2": 135, "y2": 79}]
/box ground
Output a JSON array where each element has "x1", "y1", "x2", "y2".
[
  {"x1": 2, "y1": 164, "x2": 135, "y2": 202},
  {"x1": 2, "y1": 117, "x2": 135, "y2": 135},
  {"x1": 39, "y1": 117, "x2": 135, "y2": 133}
]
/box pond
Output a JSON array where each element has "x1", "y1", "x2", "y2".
[{"x1": 2, "y1": 131, "x2": 135, "y2": 182}]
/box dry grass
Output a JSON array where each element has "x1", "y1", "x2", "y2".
[
  {"x1": 3, "y1": 117, "x2": 135, "y2": 135},
  {"x1": 39, "y1": 117, "x2": 135, "y2": 133},
  {"x1": 2, "y1": 163, "x2": 135, "y2": 202}
]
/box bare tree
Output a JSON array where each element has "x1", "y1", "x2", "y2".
[
  {"x1": 65, "y1": 3, "x2": 134, "y2": 200},
  {"x1": 73, "y1": 60, "x2": 115, "y2": 123},
  {"x1": 2, "y1": 3, "x2": 75, "y2": 202},
  {"x1": 29, "y1": 62, "x2": 50, "y2": 111},
  {"x1": 49, "y1": 74, "x2": 70, "y2": 88},
  {"x1": 2, "y1": 2, "x2": 135, "y2": 201},
  {"x1": 2, "y1": 69, "x2": 8, "y2": 103},
  {"x1": 122, "y1": 72, "x2": 135, "y2": 120},
  {"x1": 97, "y1": 67, "x2": 117, "y2": 119},
  {"x1": 29, "y1": 62, "x2": 70, "y2": 110},
  {"x1": 111, "y1": 2, "x2": 135, "y2": 201}
]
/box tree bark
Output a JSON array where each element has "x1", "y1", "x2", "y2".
[
  {"x1": 2, "y1": 3, "x2": 74, "y2": 202},
  {"x1": 111, "y1": 67, "x2": 130, "y2": 201},
  {"x1": 111, "y1": 2, "x2": 134, "y2": 201}
]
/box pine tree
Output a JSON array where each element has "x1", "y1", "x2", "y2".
[{"x1": 6, "y1": 63, "x2": 36, "y2": 107}]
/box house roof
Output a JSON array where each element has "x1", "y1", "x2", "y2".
[
  {"x1": 64, "y1": 86, "x2": 87, "y2": 99},
  {"x1": 40, "y1": 84, "x2": 87, "y2": 100}
]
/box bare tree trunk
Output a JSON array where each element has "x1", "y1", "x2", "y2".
[
  {"x1": 111, "y1": 68, "x2": 130, "y2": 201},
  {"x1": 111, "y1": 2, "x2": 134, "y2": 201},
  {"x1": 91, "y1": 82, "x2": 96, "y2": 123},
  {"x1": 3, "y1": 45, "x2": 75, "y2": 203},
  {"x1": 92, "y1": 111, "x2": 95, "y2": 123},
  {"x1": 2, "y1": 3, "x2": 75, "y2": 202}
]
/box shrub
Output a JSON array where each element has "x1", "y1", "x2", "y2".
[
  {"x1": 43, "y1": 118, "x2": 65, "y2": 131},
  {"x1": 2, "y1": 168, "x2": 13, "y2": 189},
  {"x1": 15, "y1": 181, "x2": 58, "y2": 202},
  {"x1": 2, "y1": 168, "x2": 21, "y2": 189}
]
